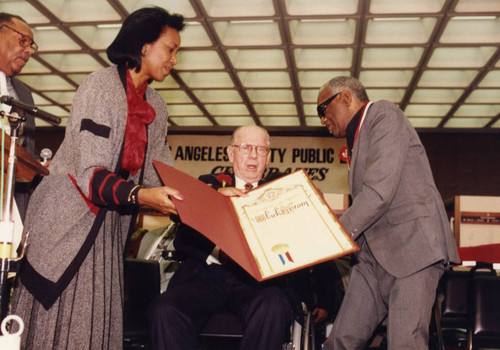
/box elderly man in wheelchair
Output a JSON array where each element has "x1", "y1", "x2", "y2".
[{"x1": 147, "y1": 126, "x2": 305, "y2": 350}]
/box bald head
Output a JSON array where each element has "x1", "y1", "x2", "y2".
[{"x1": 231, "y1": 125, "x2": 270, "y2": 147}]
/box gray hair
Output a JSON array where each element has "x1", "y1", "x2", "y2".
[
  {"x1": 0, "y1": 12, "x2": 28, "y2": 25},
  {"x1": 321, "y1": 76, "x2": 369, "y2": 103},
  {"x1": 231, "y1": 125, "x2": 271, "y2": 147}
]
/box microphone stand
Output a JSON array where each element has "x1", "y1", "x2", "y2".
[{"x1": 0, "y1": 110, "x2": 25, "y2": 321}]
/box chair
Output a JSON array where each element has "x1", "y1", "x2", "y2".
[
  {"x1": 199, "y1": 312, "x2": 243, "y2": 338},
  {"x1": 123, "y1": 258, "x2": 160, "y2": 349},
  {"x1": 199, "y1": 306, "x2": 313, "y2": 350},
  {"x1": 467, "y1": 274, "x2": 500, "y2": 350},
  {"x1": 123, "y1": 257, "x2": 313, "y2": 350},
  {"x1": 198, "y1": 311, "x2": 244, "y2": 350},
  {"x1": 437, "y1": 269, "x2": 469, "y2": 349},
  {"x1": 432, "y1": 262, "x2": 497, "y2": 350}
]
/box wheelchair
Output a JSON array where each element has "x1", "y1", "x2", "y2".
[{"x1": 123, "y1": 257, "x2": 316, "y2": 350}]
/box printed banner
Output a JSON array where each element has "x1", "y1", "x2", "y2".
[{"x1": 168, "y1": 134, "x2": 349, "y2": 194}]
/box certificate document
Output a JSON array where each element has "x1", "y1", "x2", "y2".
[{"x1": 154, "y1": 161, "x2": 358, "y2": 281}]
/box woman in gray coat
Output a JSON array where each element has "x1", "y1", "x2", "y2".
[{"x1": 11, "y1": 7, "x2": 184, "y2": 349}]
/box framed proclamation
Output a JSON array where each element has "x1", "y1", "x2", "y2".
[{"x1": 154, "y1": 161, "x2": 358, "y2": 281}]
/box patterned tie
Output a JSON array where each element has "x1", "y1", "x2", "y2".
[{"x1": 244, "y1": 183, "x2": 253, "y2": 190}]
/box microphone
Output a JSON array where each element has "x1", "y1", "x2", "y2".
[
  {"x1": 0, "y1": 95, "x2": 62, "y2": 125},
  {"x1": 40, "y1": 148, "x2": 53, "y2": 165}
]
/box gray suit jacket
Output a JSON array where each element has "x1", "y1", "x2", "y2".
[{"x1": 340, "y1": 100, "x2": 460, "y2": 278}]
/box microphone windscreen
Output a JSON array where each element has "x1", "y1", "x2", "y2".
[{"x1": 40, "y1": 148, "x2": 53, "y2": 160}]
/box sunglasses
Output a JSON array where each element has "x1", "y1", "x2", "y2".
[
  {"x1": 317, "y1": 91, "x2": 341, "y2": 119},
  {"x1": 0, "y1": 24, "x2": 38, "y2": 53}
]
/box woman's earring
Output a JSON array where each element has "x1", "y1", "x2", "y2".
[{"x1": 142, "y1": 49, "x2": 148, "y2": 57}]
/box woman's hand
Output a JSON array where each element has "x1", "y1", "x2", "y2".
[
  {"x1": 137, "y1": 186, "x2": 183, "y2": 215},
  {"x1": 217, "y1": 187, "x2": 248, "y2": 197}
]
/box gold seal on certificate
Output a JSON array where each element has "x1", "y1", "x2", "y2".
[{"x1": 154, "y1": 161, "x2": 358, "y2": 281}]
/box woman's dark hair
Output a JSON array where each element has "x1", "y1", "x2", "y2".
[{"x1": 107, "y1": 6, "x2": 184, "y2": 72}]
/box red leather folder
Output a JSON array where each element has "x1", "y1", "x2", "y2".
[{"x1": 153, "y1": 160, "x2": 357, "y2": 281}]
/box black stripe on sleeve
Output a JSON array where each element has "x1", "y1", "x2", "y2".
[
  {"x1": 80, "y1": 119, "x2": 111, "y2": 138},
  {"x1": 90, "y1": 168, "x2": 137, "y2": 207}
]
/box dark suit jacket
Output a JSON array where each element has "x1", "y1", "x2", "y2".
[
  {"x1": 340, "y1": 100, "x2": 460, "y2": 278},
  {"x1": 171, "y1": 173, "x2": 265, "y2": 286},
  {"x1": 11, "y1": 77, "x2": 36, "y2": 156},
  {"x1": 11, "y1": 77, "x2": 37, "y2": 221}
]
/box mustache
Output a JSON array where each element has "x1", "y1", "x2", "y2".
[{"x1": 19, "y1": 54, "x2": 31, "y2": 62}]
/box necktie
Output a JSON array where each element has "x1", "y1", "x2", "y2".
[{"x1": 244, "y1": 183, "x2": 253, "y2": 190}]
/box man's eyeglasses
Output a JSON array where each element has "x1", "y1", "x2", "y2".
[
  {"x1": 0, "y1": 24, "x2": 38, "y2": 53},
  {"x1": 232, "y1": 143, "x2": 270, "y2": 157},
  {"x1": 317, "y1": 91, "x2": 341, "y2": 119}
]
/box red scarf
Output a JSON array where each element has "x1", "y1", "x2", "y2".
[{"x1": 122, "y1": 70, "x2": 156, "y2": 175}]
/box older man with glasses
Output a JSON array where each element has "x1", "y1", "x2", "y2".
[
  {"x1": 0, "y1": 11, "x2": 39, "y2": 322},
  {"x1": 149, "y1": 125, "x2": 301, "y2": 350},
  {"x1": 0, "y1": 12, "x2": 39, "y2": 222}
]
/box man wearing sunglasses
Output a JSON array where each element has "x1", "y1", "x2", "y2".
[
  {"x1": 0, "y1": 12, "x2": 39, "y2": 221},
  {"x1": 317, "y1": 76, "x2": 459, "y2": 350}
]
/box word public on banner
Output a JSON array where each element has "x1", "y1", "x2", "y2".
[{"x1": 168, "y1": 134, "x2": 349, "y2": 195}]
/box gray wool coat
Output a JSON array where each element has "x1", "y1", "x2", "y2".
[{"x1": 22, "y1": 65, "x2": 172, "y2": 292}]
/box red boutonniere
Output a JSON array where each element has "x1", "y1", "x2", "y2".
[
  {"x1": 339, "y1": 144, "x2": 349, "y2": 163},
  {"x1": 216, "y1": 173, "x2": 232, "y2": 187}
]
